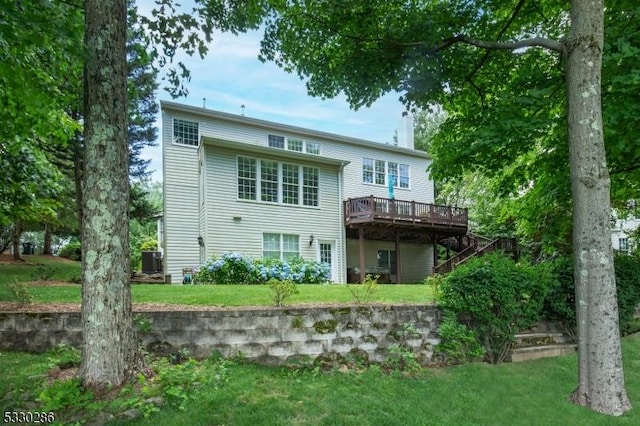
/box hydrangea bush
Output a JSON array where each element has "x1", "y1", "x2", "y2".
[{"x1": 195, "y1": 252, "x2": 330, "y2": 285}]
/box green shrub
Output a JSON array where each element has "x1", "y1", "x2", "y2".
[
  {"x1": 438, "y1": 253, "x2": 552, "y2": 364},
  {"x1": 8, "y1": 280, "x2": 35, "y2": 306},
  {"x1": 541, "y1": 254, "x2": 640, "y2": 337},
  {"x1": 195, "y1": 252, "x2": 330, "y2": 284},
  {"x1": 614, "y1": 253, "x2": 640, "y2": 335},
  {"x1": 58, "y1": 240, "x2": 81, "y2": 261},
  {"x1": 541, "y1": 256, "x2": 576, "y2": 337},
  {"x1": 140, "y1": 238, "x2": 158, "y2": 251},
  {"x1": 436, "y1": 312, "x2": 485, "y2": 364},
  {"x1": 348, "y1": 274, "x2": 379, "y2": 304},
  {"x1": 266, "y1": 278, "x2": 299, "y2": 306}
]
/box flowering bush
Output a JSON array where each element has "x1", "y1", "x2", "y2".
[
  {"x1": 195, "y1": 252, "x2": 257, "y2": 284},
  {"x1": 195, "y1": 253, "x2": 330, "y2": 284}
]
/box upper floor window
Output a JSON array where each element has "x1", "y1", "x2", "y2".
[
  {"x1": 268, "y1": 134, "x2": 321, "y2": 155},
  {"x1": 363, "y1": 158, "x2": 410, "y2": 189},
  {"x1": 173, "y1": 118, "x2": 199, "y2": 146},
  {"x1": 237, "y1": 156, "x2": 319, "y2": 207}
]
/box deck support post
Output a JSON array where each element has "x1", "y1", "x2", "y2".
[
  {"x1": 395, "y1": 230, "x2": 401, "y2": 284},
  {"x1": 359, "y1": 227, "x2": 365, "y2": 283}
]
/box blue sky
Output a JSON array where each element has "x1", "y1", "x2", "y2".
[{"x1": 141, "y1": 7, "x2": 408, "y2": 182}]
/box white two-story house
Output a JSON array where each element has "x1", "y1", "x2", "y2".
[{"x1": 161, "y1": 101, "x2": 467, "y2": 284}]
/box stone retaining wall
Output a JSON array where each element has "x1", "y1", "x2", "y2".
[{"x1": 0, "y1": 305, "x2": 441, "y2": 365}]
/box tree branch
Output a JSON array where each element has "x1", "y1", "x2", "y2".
[{"x1": 440, "y1": 34, "x2": 563, "y2": 53}]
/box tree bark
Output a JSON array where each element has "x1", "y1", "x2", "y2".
[
  {"x1": 78, "y1": 0, "x2": 142, "y2": 390},
  {"x1": 43, "y1": 223, "x2": 52, "y2": 255},
  {"x1": 566, "y1": 0, "x2": 631, "y2": 416},
  {"x1": 11, "y1": 221, "x2": 22, "y2": 261}
]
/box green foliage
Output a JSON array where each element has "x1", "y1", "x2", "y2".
[
  {"x1": 196, "y1": 252, "x2": 330, "y2": 284},
  {"x1": 540, "y1": 254, "x2": 640, "y2": 337},
  {"x1": 134, "y1": 314, "x2": 152, "y2": 334},
  {"x1": 541, "y1": 256, "x2": 576, "y2": 336},
  {"x1": 348, "y1": 274, "x2": 379, "y2": 304},
  {"x1": 438, "y1": 253, "x2": 552, "y2": 364},
  {"x1": 436, "y1": 312, "x2": 485, "y2": 364},
  {"x1": 140, "y1": 238, "x2": 158, "y2": 252},
  {"x1": 38, "y1": 378, "x2": 94, "y2": 412},
  {"x1": 7, "y1": 281, "x2": 35, "y2": 306},
  {"x1": 45, "y1": 344, "x2": 81, "y2": 369},
  {"x1": 58, "y1": 240, "x2": 81, "y2": 261},
  {"x1": 266, "y1": 278, "x2": 299, "y2": 307},
  {"x1": 383, "y1": 323, "x2": 422, "y2": 374},
  {"x1": 613, "y1": 253, "x2": 640, "y2": 335},
  {"x1": 30, "y1": 264, "x2": 55, "y2": 281}
]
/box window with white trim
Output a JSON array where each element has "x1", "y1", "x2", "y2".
[
  {"x1": 268, "y1": 134, "x2": 321, "y2": 155},
  {"x1": 619, "y1": 237, "x2": 629, "y2": 252},
  {"x1": 363, "y1": 157, "x2": 410, "y2": 189},
  {"x1": 173, "y1": 118, "x2": 199, "y2": 146},
  {"x1": 237, "y1": 157, "x2": 256, "y2": 200},
  {"x1": 263, "y1": 233, "x2": 299, "y2": 260},
  {"x1": 237, "y1": 156, "x2": 319, "y2": 207}
]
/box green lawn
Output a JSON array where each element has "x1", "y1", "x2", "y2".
[
  {"x1": 0, "y1": 256, "x2": 434, "y2": 306},
  {"x1": 2, "y1": 335, "x2": 640, "y2": 425}
]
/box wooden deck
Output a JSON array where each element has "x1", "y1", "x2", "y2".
[{"x1": 344, "y1": 196, "x2": 468, "y2": 233}]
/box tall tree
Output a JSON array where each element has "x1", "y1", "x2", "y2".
[
  {"x1": 80, "y1": 0, "x2": 142, "y2": 389},
  {"x1": 259, "y1": 0, "x2": 631, "y2": 415}
]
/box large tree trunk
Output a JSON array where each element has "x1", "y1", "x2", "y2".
[
  {"x1": 78, "y1": 0, "x2": 142, "y2": 390},
  {"x1": 566, "y1": 0, "x2": 631, "y2": 416}
]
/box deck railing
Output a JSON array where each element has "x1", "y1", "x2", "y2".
[{"x1": 344, "y1": 196, "x2": 468, "y2": 228}]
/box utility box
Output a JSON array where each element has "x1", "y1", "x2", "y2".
[{"x1": 141, "y1": 251, "x2": 162, "y2": 274}]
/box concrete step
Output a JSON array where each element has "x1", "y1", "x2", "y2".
[
  {"x1": 514, "y1": 332, "x2": 574, "y2": 348},
  {"x1": 510, "y1": 343, "x2": 577, "y2": 362}
]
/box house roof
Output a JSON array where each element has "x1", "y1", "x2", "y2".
[
  {"x1": 161, "y1": 101, "x2": 431, "y2": 159},
  {"x1": 201, "y1": 136, "x2": 350, "y2": 167}
]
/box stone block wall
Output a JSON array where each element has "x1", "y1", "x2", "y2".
[{"x1": 0, "y1": 305, "x2": 441, "y2": 365}]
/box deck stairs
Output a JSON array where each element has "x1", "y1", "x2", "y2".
[
  {"x1": 433, "y1": 233, "x2": 518, "y2": 275},
  {"x1": 509, "y1": 323, "x2": 577, "y2": 362}
]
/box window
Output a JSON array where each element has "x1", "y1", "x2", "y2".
[
  {"x1": 268, "y1": 134, "x2": 321, "y2": 154},
  {"x1": 173, "y1": 119, "x2": 199, "y2": 146},
  {"x1": 282, "y1": 164, "x2": 299, "y2": 204},
  {"x1": 303, "y1": 167, "x2": 319, "y2": 207},
  {"x1": 377, "y1": 250, "x2": 397, "y2": 275},
  {"x1": 237, "y1": 156, "x2": 319, "y2": 207},
  {"x1": 363, "y1": 158, "x2": 374, "y2": 184},
  {"x1": 260, "y1": 160, "x2": 279, "y2": 203},
  {"x1": 268, "y1": 134, "x2": 285, "y2": 148},
  {"x1": 287, "y1": 138, "x2": 303, "y2": 152},
  {"x1": 237, "y1": 157, "x2": 256, "y2": 200},
  {"x1": 362, "y1": 158, "x2": 410, "y2": 189},
  {"x1": 306, "y1": 142, "x2": 320, "y2": 154},
  {"x1": 263, "y1": 233, "x2": 299, "y2": 260},
  {"x1": 619, "y1": 238, "x2": 629, "y2": 252}
]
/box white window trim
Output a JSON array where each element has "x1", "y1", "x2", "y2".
[
  {"x1": 268, "y1": 133, "x2": 321, "y2": 155},
  {"x1": 172, "y1": 118, "x2": 200, "y2": 148},
  {"x1": 262, "y1": 233, "x2": 300, "y2": 260},
  {"x1": 236, "y1": 155, "x2": 320, "y2": 208},
  {"x1": 362, "y1": 157, "x2": 411, "y2": 190}
]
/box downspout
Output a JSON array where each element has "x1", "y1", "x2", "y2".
[{"x1": 338, "y1": 161, "x2": 348, "y2": 284}]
